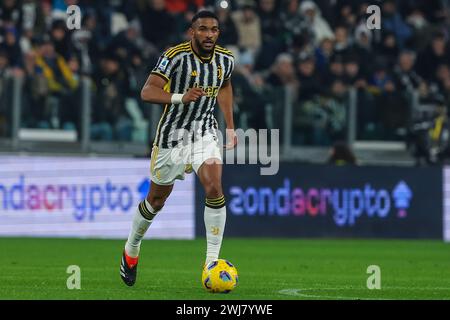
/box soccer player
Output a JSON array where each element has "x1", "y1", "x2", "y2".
[{"x1": 120, "y1": 10, "x2": 237, "y2": 286}]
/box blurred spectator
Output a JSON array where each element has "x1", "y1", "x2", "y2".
[
  {"x1": 296, "y1": 53, "x2": 322, "y2": 101},
  {"x1": 417, "y1": 31, "x2": 450, "y2": 81},
  {"x1": 393, "y1": 50, "x2": 425, "y2": 93},
  {"x1": 127, "y1": 50, "x2": 148, "y2": 99},
  {"x1": 382, "y1": 0, "x2": 413, "y2": 49},
  {"x1": 335, "y1": 1, "x2": 357, "y2": 29},
  {"x1": 266, "y1": 53, "x2": 298, "y2": 87},
  {"x1": 333, "y1": 24, "x2": 351, "y2": 56},
  {"x1": 406, "y1": 7, "x2": 431, "y2": 51},
  {"x1": 107, "y1": 19, "x2": 153, "y2": 65},
  {"x1": 254, "y1": 0, "x2": 284, "y2": 70},
  {"x1": 1, "y1": 25, "x2": 22, "y2": 67},
  {"x1": 368, "y1": 61, "x2": 396, "y2": 94},
  {"x1": 232, "y1": 2, "x2": 262, "y2": 55},
  {"x1": 34, "y1": 36, "x2": 79, "y2": 129},
  {"x1": 0, "y1": 0, "x2": 22, "y2": 27},
  {"x1": 19, "y1": 27, "x2": 35, "y2": 54},
  {"x1": 138, "y1": 0, "x2": 176, "y2": 51},
  {"x1": 408, "y1": 94, "x2": 449, "y2": 165},
  {"x1": 370, "y1": 60, "x2": 410, "y2": 140},
  {"x1": 299, "y1": 0, "x2": 334, "y2": 45},
  {"x1": 324, "y1": 53, "x2": 345, "y2": 87},
  {"x1": 353, "y1": 23, "x2": 374, "y2": 74},
  {"x1": 293, "y1": 53, "x2": 333, "y2": 145},
  {"x1": 215, "y1": 4, "x2": 239, "y2": 47},
  {"x1": 343, "y1": 55, "x2": 367, "y2": 89},
  {"x1": 399, "y1": 0, "x2": 446, "y2": 24},
  {"x1": 71, "y1": 11, "x2": 103, "y2": 73},
  {"x1": 287, "y1": 32, "x2": 315, "y2": 62},
  {"x1": 437, "y1": 66, "x2": 450, "y2": 107},
  {"x1": 328, "y1": 141, "x2": 357, "y2": 165},
  {"x1": 20, "y1": 0, "x2": 46, "y2": 35},
  {"x1": 21, "y1": 49, "x2": 49, "y2": 128},
  {"x1": 377, "y1": 31, "x2": 399, "y2": 68},
  {"x1": 91, "y1": 53, "x2": 133, "y2": 141},
  {"x1": 50, "y1": 19, "x2": 73, "y2": 60},
  {"x1": 280, "y1": 0, "x2": 309, "y2": 45},
  {"x1": 325, "y1": 79, "x2": 349, "y2": 142},
  {"x1": 314, "y1": 37, "x2": 334, "y2": 72},
  {"x1": 35, "y1": 36, "x2": 78, "y2": 95},
  {"x1": 232, "y1": 50, "x2": 268, "y2": 129},
  {"x1": 174, "y1": 4, "x2": 198, "y2": 42}
]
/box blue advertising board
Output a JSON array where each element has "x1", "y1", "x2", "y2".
[
  {"x1": 0, "y1": 156, "x2": 195, "y2": 239},
  {"x1": 195, "y1": 164, "x2": 442, "y2": 239}
]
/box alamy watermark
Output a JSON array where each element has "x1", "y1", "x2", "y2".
[
  {"x1": 66, "y1": 265, "x2": 81, "y2": 290},
  {"x1": 66, "y1": 5, "x2": 81, "y2": 30},
  {"x1": 165, "y1": 122, "x2": 279, "y2": 175},
  {"x1": 366, "y1": 265, "x2": 381, "y2": 290},
  {"x1": 366, "y1": 5, "x2": 381, "y2": 30}
]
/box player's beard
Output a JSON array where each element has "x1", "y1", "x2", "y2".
[{"x1": 194, "y1": 37, "x2": 215, "y2": 57}]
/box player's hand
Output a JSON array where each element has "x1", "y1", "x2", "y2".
[
  {"x1": 182, "y1": 88, "x2": 205, "y2": 104},
  {"x1": 225, "y1": 128, "x2": 238, "y2": 150}
]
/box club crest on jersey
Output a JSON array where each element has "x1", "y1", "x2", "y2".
[
  {"x1": 158, "y1": 57, "x2": 169, "y2": 71},
  {"x1": 191, "y1": 70, "x2": 198, "y2": 77},
  {"x1": 217, "y1": 66, "x2": 222, "y2": 80}
]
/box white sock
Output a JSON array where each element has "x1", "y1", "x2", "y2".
[
  {"x1": 125, "y1": 200, "x2": 159, "y2": 258},
  {"x1": 204, "y1": 195, "x2": 227, "y2": 266}
]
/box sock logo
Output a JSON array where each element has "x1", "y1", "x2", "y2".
[{"x1": 211, "y1": 227, "x2": 220, "y2": 235}]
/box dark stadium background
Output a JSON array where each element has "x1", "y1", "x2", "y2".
[{"x1": 0, "y1": 0, "x2": 450, "y2": 301}]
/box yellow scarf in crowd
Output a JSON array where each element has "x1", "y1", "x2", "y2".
[{"x1": 35, "y1": 54, "x2": 78, "y2": 92}]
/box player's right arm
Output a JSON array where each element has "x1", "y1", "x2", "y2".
[{"x1": 140, "y1": 74, "x2": 205, "y2": 104}]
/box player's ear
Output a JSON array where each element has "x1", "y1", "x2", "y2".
[{"x1": 189, "y1": 27, "x2": 194, "y2": 38}]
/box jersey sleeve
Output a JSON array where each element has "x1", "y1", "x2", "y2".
[
  {"x1": 151, "y1": 51, "x2": 177, "y2": 82},
  {"x1": 224, "y1": 55, "x2": 235, "y2": 81}
]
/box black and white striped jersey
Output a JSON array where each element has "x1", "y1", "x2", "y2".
[{"x1": 150, "y1": 41, "x2": 234, "y2": 149}]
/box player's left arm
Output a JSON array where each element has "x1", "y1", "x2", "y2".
[{"x1": 217, "y1": 79, "x2": 237, "y2": 149}]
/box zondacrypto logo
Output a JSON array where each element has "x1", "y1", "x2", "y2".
[
  {"x1": 228, "y1": 179, "x2": 413, "y2": 226},
  {"x1": 0, "y1": 176, "x2": 151, "y2": 221}
]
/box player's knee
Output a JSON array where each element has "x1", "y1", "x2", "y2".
[
  {"x1": 203, "y1": 181, "x2": 223, "y2": 199},
  {"x1": 147, "y1": 196, "x2": 166, "y2": 212}
]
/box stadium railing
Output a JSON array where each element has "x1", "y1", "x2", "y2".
[{"x1": 0, "y1": 73, "x2": 416, "y2": 165}]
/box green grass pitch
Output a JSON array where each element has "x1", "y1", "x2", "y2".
[{"x1": 0, "y1": 238, "x2": 449, "y2": 300}]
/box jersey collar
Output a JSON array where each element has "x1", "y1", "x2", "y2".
[{"x1": 190, "y1": 41, "x2": 215, "y2": 64}]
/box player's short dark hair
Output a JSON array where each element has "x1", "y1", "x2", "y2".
[{"x1": 191, "y1": 10, "x2": 219, "y2": 26}]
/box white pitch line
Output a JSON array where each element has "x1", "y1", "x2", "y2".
[
  {"x1": 278, "y1": 287, "x2": 450, "y2": 300},
  {"x1": 278, "y1": 288, "x2": 383, "y2": 300}
]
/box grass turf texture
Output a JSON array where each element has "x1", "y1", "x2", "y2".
[{"x1": 0, "y1": 238, "x2": 449, "y2": 300}]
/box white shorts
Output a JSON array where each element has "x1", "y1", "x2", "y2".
[{"x1": 149, "y1": 134, "x2": 223, "y2": 185}]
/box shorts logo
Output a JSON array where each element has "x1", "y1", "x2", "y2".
[{"x1": 158, "y1": 57, "x2": 169, "y2": 72}]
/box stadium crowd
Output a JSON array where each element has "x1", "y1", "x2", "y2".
[{"x1": 0, "y1": 0, "x2": 450, "y2": 146}]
